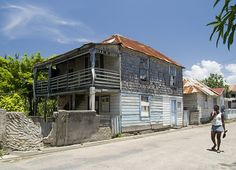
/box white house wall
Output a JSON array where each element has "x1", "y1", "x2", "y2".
[{"x1": 121, "y1": 92, "x2": 182, "y2": 128}]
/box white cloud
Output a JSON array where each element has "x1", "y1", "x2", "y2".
[
  {"x1": 225, "y1": 64, "x2": 236, "y2": 74},
  {"x1": 225, "y1": 64, "x2": 236, "y2": 84},
  {"x1": 184, "y1": 60, "x2": 236, "y2": 85},
  {"x1": 184, "y1": 60, "x2": 223, "y2": 80},
  {"x1": 0, "y1": 3, "x2": 95, "y2": 44},
  {"x1": 225, "y1": 75, "x2": 236, "y2": 84}
]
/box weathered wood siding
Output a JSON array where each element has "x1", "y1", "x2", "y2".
[
  {"x1": 120, "y1": 48, "x2": 183, "y2": 96},
  {"x1": 183, "y1": 93, "x2": 198, "y2": 111},
  {"x1": 110, "y1": 93, "x2": 120, "y2": 115},
  {"x1": 197, "y1": 93, "x2": 214, "y2": 121},
  {"x1": 150, "y1": 96, "x2": 163, "y2": 124},
  {"x1": 104, "y1": 55, "x2": 119, "y2": 72},
  {"x1": 121, "y1": 93, "x2": 141, "y2": 127},
  {"x1": 121, "y1": 93, "x2": 164, "y2": 127}
]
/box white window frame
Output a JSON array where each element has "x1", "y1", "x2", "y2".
[{"x1": 140, "y1": 96, "x2": 150, "y2": 117}]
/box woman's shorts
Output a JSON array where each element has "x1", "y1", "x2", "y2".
[{"x1": 211, "y1": 125, "x2": 224, "y2": 132}]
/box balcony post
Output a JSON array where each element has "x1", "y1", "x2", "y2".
[
  {"x1": 48, "y1": 64, "x2": 52, "y2": 96},
  {"x1": 90, "y1": 49, "x2": 96, "y2": 86},
  {"x1": 89, "y1": 48, "x2": 96, "y2": 111},
  {"x1": 89, "y1": 87, "x2": 96, "y2": 111}
]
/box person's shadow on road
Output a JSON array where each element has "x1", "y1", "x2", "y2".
[{"x1": 206, "y1": 149, "x2": 224, "y2": 153}]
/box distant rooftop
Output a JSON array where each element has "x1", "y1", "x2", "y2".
[
  {"x1": 229, "y1": 85, "x2": 236, "y2": 92},
  {"x1": 211, "y1": 88, "x2": 225, "y2": 95}
]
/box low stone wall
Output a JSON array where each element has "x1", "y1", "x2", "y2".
[
  {"x1": 0, "y1": 111, "x2": 43, "y2": 151},
  {"x1": 0, "y1": 109, "x2": 6, "y2": 147},
  {"x1": 44, "y1": 110, "x2": 102, "y2": 146}
]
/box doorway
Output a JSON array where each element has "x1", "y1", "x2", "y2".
[{"x1": 171, "y1": 100, "x2": 177, "y2": 126}]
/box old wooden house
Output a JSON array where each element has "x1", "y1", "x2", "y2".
[
  {"x1": 33, "y1": 34, "x2": 184, "y2": 134},
  {"x1": 183, "y1": 78, "x2": 220, "y2": 124}
]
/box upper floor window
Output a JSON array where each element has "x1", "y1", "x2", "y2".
[
  {"x1": 169, "y1": 65, "x2": 177, "y2": 86},
  {"x1": 139, "y1": 58, "x2": 149, "y2": 81}
]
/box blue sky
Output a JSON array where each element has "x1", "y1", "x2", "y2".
[{"x1": 0, "y1": 0, "x2": 236, "y2": 84}]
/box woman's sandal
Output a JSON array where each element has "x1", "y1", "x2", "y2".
[{"x1": 211, "y1": 146, "x2": 216, "y2": 151}]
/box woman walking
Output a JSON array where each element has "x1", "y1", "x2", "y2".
[{"x1": 210, "y1": 105, "x2": 226, "y2": 153}]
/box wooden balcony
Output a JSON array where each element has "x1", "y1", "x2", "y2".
[{"x1": 35, "y1": 68, "x2": 120, "y2": 96}]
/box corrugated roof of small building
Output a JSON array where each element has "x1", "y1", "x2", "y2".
[{"x1": 183, "y1": 77, "x2": 218, "y2": 96}]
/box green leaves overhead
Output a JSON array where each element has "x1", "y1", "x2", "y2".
[
  {"x1": 208, "y1": 0, "x2": 236, "y2": 50},
  {"x1": 0, "y1": 53, "x2": 44, "y2": 112}
]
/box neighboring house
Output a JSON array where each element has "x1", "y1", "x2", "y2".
[
  {"x1": 33, "y1": 34, "x2": 184, "y2": 134},
  {"x1": 211, "y1": 88, "x2": 225, "y2": 108},
  {"x1": 183, "y1": 78, "x2": 220, "y2": 124},
  {"x1": 225, "y1": 85, "x2": 236, "y2": 109}
]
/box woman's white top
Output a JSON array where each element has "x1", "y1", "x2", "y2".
[{"x1": 212, "y1": 112, "x2": 223, "y2": 126}]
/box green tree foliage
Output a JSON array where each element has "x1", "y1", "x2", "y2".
[
  {"x1": 0, "y1": 93, "x2": 25, "y2": 112},
  {"x1": 201, "y1": 73, "x2": 226, "y2": 88},
  {"x1": 0, "y1": 52, "x2": 44, "y2": 114},
  {"x1": 208, "y1": 0, "x2": 236, "y2": 49}
]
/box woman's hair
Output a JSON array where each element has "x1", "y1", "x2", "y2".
[{"x1": 214, "y1": 105, "x2": 219, "y2": 111}]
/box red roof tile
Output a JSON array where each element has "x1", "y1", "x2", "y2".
[
  {"x1": 211, "y1": 88, "x2": 225, "y2": 95},
  {"x1": 102, "y1": 34, "x2": 183, "y2": 67}
]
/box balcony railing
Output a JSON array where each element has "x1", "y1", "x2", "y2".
[{"x1": 35, "y1": 68, "x2": 120, "y2": 96}]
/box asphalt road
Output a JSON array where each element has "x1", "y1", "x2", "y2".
[{"x1": 1, "y1": 122, "x2": 236, "y2": 170}]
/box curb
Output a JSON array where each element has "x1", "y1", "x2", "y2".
[{"x1": 1, "y1": 121, "x2": 235, "y2": 162}]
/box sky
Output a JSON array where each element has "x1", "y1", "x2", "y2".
[{"x1": 0, "y1": 0, "x2": 236, "y2": 84}]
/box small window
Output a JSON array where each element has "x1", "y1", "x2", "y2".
[
  {"x1": 140, "y1": 96, "x2": 150, "y2": 117},
  {"x1": 169, "y1": 65, "x2": 176, "y2": 86},
  {"x1": 101, "y1": 96, "x2": 110, "y2": 112},
  {"x1": 139, "y1": 58, "x2": 149, "y2": 81}
]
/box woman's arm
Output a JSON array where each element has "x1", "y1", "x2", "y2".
[{"x1": 209, "y1": 111, "x2": 216, "y2": 121}]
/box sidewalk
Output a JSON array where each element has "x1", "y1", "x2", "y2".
[{"x1": 0, "y1": 121, "x2": 233, "y2": 162}]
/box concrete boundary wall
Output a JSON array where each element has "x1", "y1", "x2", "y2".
[{"x1": 44, "y1": 110, "x2": 102, "y2": 146}]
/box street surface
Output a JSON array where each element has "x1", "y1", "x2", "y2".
[{"x1": 1, "y1": 122, "x2": 236, "y2": 170}]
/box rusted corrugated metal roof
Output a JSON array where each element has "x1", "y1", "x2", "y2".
[
  {"x1": 102, "y1": 34, "x2": 183, "y2": 67},
  {"x1": 211, "y1": 88, "x2": 224, "y2": 95},
  {"x1": 229, "y1": 85, "x2": 236, "y2": 92},
  {"x1": 183, "y1": 78, "x2": 218, "y2": 96}
]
